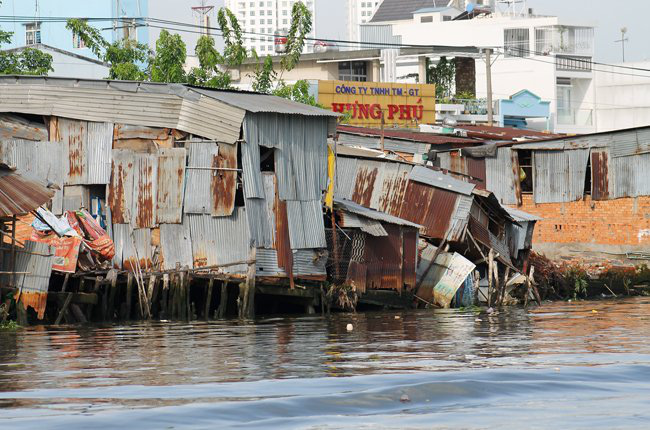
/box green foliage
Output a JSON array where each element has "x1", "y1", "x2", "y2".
[
  {"x1": 66, "y1": 19, "x2": 109, "y2": 58},
  {"x1": 281, "y1": 2, "x2": 312, "y2": 72},
  {"x1": 427, "y1": 56, "x2": 455, "y2": 98},
  {"x1": 251, "y1": 53, "x2": 277, "y2": 94},
  {"x1": 563, "y1": 266, "x2": 589, "y2": 300},
  {"x1": 455, "y1": 90, "x2": 476, "y2": 100},
  {"x1": 105, "y1": 39, "x2": 150, "y2": 80},
  {"x1": 150, "y1": 30, "x2": 187, "y2": 83},
  {"x1": 218, "y1": 8, "x2": 247, "y2": 67},
  {"x1": 326, "y1": 284, "x2": 358, "y2": 311},
  {"x1": 0, "y1": 320, "x2": 18, "y2": 330},
  {"x1": 273, "y1": 80, "x2": 320, "y2": 106},
  {"x1": 187, "y1": 35, "x2": 232, "y2": 89}
]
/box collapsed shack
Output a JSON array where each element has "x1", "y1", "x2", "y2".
[
  {"x1": 333, "y1": 150, "x2": 541, "y2": 308},
  {"x1": 0, "y1": 163, "x2": 55, "y2": 323},
  {"x1": 0, "y1": 75, "x2": 339, "y2": 324},
  {"x1": 326, "y1": 197, "x2": 421, "y2": 310}
]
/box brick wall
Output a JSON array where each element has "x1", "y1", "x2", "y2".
[{"x1": 513, "y1": 194, "x2": 650, "y2": 263}]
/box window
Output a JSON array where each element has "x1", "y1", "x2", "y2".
[
  {"x1": 556, "y1": 79, "x2": 573, "y2": 125},
  {"x1": 282, "y1": 10, "x2": 287, "y2": 15},
  {"x1": 339, "y1": 61, "x2": 368, "y2": 82},
  {"x1": 504, "y1": 28, "x2": 530, "y2": 57},
  {"x1": 260, "y1": 19, "x2": 265, "y2": 24},
  {"x1": 420, "y1": 16, "x2": 433, "y2": 23},
  {"x1": 260, "y1": 9, "x2": 265, "y2": 15},
  {"x1": 25, "y1": 22, "x2": 41, "y2": 45},
  {"x1": 283, "y1": 19, "x2": 288, "y2": 24},
  {"x1": 443, "y1": 15, "x2": 452, "y2": 21},
  {"x1": 518, "y1": 150, "x2": 533, "y2": 193},
  {"x1": 250, "y1": 19, "x2": 255, "y2": 25}
]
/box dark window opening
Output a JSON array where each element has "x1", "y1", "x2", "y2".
[
  {"x1": 488, "y1": 218, "x2": 501, "y2": 237},
  {"x1": 235, "y1": 137, "x2": 245, "y2": 207},
  {"x1": 584, "y1": 155, "x2": 592, "y2": 195},
  {"x1": 518, "y1": 149, "x2": 533, "y2": 193},
  {"x1": 420, "y1": 16, "x2": 433, "y2": 23},
  {"x1": 260, "y1": 146, "x2": 275, "y2": 172},
  {"x1": 339, "y1": 61, "x2": 368, "y2": 82}
]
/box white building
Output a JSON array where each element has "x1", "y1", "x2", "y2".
[
  {"x1": 347, "y1": 0, "x2": 382, "y2": 43},
  {"x1": 2, "y1": 44, "x2": 110, "y2": 80},
  {"x1": 224, "y1": 0, "x2": 316, "y2": 54},
  {"x1": 362, "y1": 0, "x2": 597, "y2": 134},
  {"x1": 594, "y1": 61, "x2": 650, "y2": 132}
]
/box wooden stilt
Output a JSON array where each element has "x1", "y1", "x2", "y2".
[
  {"x1": 205, "y1": 279, "x2": 214, "y2": 320},
  {"x1": 216, "y1": 282, "x2": 228, "y2": 319},
  {"x1": 161, "y1": 274, "x2": 169, "y2": 319},
  {"x1": 146, "y1": 275, "x2": 156, "y2": 320},
  {"x1": 487, "y1": 249, "x2": 494, "y2": 307},
  {"x1": 70, "y1": 304, "x2": 87, "y2": 323},
  {"x1": 55, "y1": 293, "x2": 73, "y2": 325},
  {"x1": 107, "y1": 272, "x2": 118, "y2": 321},
  {"x1": 125, "y1": 273, "x2": 133, "y2": 320}
]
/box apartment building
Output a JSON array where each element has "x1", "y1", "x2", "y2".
[
  {"x1": 347, "y1": 0, "x2": 382, "y2": 43},
  {"x1": 224, "y1": 0, "x2": 316, "y2": 54}
]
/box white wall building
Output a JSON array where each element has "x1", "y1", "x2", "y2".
[
  {"x1": 224, "y1": 0, "x2": 316, "y2": 54},
  {"x1": 363, "y1": 0, "x2": 597, "y2": 134},
  {"x1": 347, "y1": 0, "x2": 382, "y2": 43},
  {"x1": 594, "y1": 61, "x2": 650, "y2": 132}
]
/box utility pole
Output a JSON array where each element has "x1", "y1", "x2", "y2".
[
  {"x1": 615, "y1": 27, "x2": 628, "y2": 63},
  {"x1": 192, "y1": 0, "x2": 215, "y2": 36},
  {"x1": 485, "y1": 48, "x2": 494, "y2": 126}
]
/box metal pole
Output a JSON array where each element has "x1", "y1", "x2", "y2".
[{"x1": 485, "y1": 48, "x2": 494, "y2": 127}]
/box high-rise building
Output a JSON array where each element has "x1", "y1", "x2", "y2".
[
  {"x1": 348, "y1": 0, "x2": 382, "y2": 43},
  {"x1": 224, "y1": 0, "x2": 316, "y2": 54}
]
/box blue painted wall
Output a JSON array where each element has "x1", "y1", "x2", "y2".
[{"x1": 0, "y1": 0, "x2": 149, "y2": 60}]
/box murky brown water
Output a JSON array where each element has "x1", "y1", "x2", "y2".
[{"x1": 2, "y1": 298, "x2": 650, "y2": 429}]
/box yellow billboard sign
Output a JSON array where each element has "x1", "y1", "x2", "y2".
[{"x1": 318, "y1": 80, "x2": 436, "y2": 128}]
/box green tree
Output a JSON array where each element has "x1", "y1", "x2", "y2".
[
  {"x1": 426, "y1": 56, "x2": 455, "y2": 99},
  {"x1": 150, "y1": 30, "x2": 187, "y2": 83},
  {"x1": 273, "y1": 80, "x2": 319, "y2": 107},
  {"x1": 187, "y1": 35, "x2": 233, "y2": 89},
  {"x1": 0, "y1": 0, "x2": 53, "y2": 76}
]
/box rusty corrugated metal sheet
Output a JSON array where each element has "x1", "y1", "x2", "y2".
[
  {"x1": 263, "y1": 173, "x2": 277, "y2": 247},
  {"x1": 156, "y1": 148, "x2": 186, "y2": 224},
  {"x1": 399, "y1": 181, "x2": 457, "y2": 240},
  {"x1": 402, "y1": 229, "x2": 417, "y2": 289},
  {"x1": 0, "y1": 114, "x2": 48, "y2": 141},
  {"x1": 132, "y1": 153, "x2": 157, "y2": 229},
  {"x1": 468, "y1": 216, "x2": 490, "y2": 248},
  {"x1": 533, "y1": 149, "x2": 589, "y2": 203},
  {"x1": 467, "y1": 157, "x2": 487, "y2": 189},
  {"x1": 112, "y1": 224, "x2": 153, "y2": 271},
  {"x1": 11, "y1": 240, "x2": 54, "y2": 319},
  {"x1": 346, "y1": 261, "x2": 367, "y2": 293},
  {"x1": 114, "y1": 124, "x2": 170, "y2": 140},
  {"x1": 591, "y1": 149, "x2": 610, "y2": 201},
  {"x1": 160, "y1": 221, "x2": 193, "y2": 270},
  {"x1": 447, "y1": 194, "x2": 473, "y2": 242},
  {"x1": 57, "y1": 118, "x2": 88, "y2": 186},
  {"x1": 376, "y1": 162, "x2": 411, "y2": 216},
  {"x1": 212, "y1": 142, "x2": 237, "y2": 217},
  {"x1": 364, "y1": 224, "x2": 403, "y2": 292},
  {"x1": 0, "y1": 165, "x2": 54, "y2": 217},
  {"x1": 351, "y1": 161, "x2": 379, "y2": 207},
  {"x1": 275, "y1": 196, "x2": 293, "y2": 275},
  {"x1": 108, "y1": 149, "x2": 134, "y2": 224}
]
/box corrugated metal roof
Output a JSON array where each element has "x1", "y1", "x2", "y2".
[
  {"x1": 0, "y1": 76, "x2": 246, "y2": 143},
  {"x1": 192, "y1": 87, "x2": 339, "y2": 117},
  {"x1": 504, "y1": 206, "x2": 542, "y2": 222},
  {"x1": 340, "y1": 212, "x2": 388, "y2": 236},
  {"x1": 338, "y1": 125, "x2": 477, "y2": 145},
  {"x1": 400, "y1": 181, "x2": 457, "y2": 240},
  {"x1": 157, "y1": 148, "x2": 186, "y2": 224},
  {"x1": 0, "y1": 164, "x2": 54, "y2": 217},
  {"x1": 337, "y1": 131, "x2": 429, "y2": 154},
  {"x1": 160, "y1": 221, "x2": 193, "y2": 270},
  {"x1": 334, "y1": 197, "x2": 421, "y2": 229},
  {"x1": 408, "y1": 165, "x2": 475, "y2": 196},
  {"x1": 286, "y1": 200, "x2": 327, "y2": 249}
]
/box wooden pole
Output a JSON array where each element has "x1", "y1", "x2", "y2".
[
  {"x1": 487, "y1": 249, "x2": 494, "y2": 307},
  {"x1": 205, "y1": 279, "x2": 214, "y2": 320},
  {"x1": 485, "y1": 48, "x2": 494, "y2": 126},
  {"x1": 55, "y1": 293, "x2": 73, "y2": 325},
  {"x1": 125, "y1": 272, "x2": 133, "y2": 320},
  {"x1": 216, "y1": 282, "x2": 228, "y2": 319}
]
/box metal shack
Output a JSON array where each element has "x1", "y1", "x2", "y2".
[{"x1": 0, "y1": 75, "x2": 338, "y2": 320}]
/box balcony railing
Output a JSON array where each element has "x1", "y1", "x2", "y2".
[
  {"x1": 556, "y1": 55, "x2": 593, "y2": 72},
  {"x1": 535, "y1": 26, "x2": 594, "y2": 57}
]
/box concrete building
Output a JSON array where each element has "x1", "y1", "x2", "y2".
[
  {"x1": 2, "y1": 44, "x2": 110, "y2": 79},
  {"x1": 362, "y1": 0, "x2": 597, "y2": 134},
  {"x1": 0, "y1": 0, "x2": 148, "y2": 59},
  {"x1": 593, "y1": 61, "x2": 650, "y2": 132},
  {"x1": 347, "y1": 0, "x2": 382, "y2": 43},
  {"x1": 224, "y1": 0, "x2": 316, "y2": 54}
]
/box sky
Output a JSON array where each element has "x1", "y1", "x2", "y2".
[{"x1": 151, "y1": 0, "x2": 650, "y2": 64}]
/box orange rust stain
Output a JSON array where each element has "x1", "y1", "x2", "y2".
[
  {"x1": 17, "y1": 291, "x2": 48, "y2": 320},
  {"x1": 351, "y1": 167, "x2": 378, "y2": 207},
  {"x1": 211, "y1": 143, "x2": 237, "y2": 217}
]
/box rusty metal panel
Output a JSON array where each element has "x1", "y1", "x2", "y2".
[
  {"x1": 108, "y1": 149, "x2": 134, "y2": 224},
  {"x1": 131, "y1": 153, "x2": 158, "y2": 229},
  {"x1": 346, "y1": 261, "x2": 367, "y2": 293},
  {"x1": 351, "y1": 160, "x2": 379, "y2": 207},
  {"x1": 375, "y1": 162, "x2": 411, "y2": 216},
  {"x1": 0, "y1": 165, "x2": 54, "y2": 217},
  {"x1": 156, "y1": 148, "x2": 186, "y2": 224},
  {"x1": 9, "y1": 240, "x2": 54, "y2": 319},
  {"x1": 188, "y1": 208, "x2": 249, "y2": 274},
  {"x1": 402, "y1": 229, "x2": 418, "y2": 289},
  {"x1": 275, "y1": 196, "x2": 293, "y2": 273},
  {"x1": 57, "y1": 118, "x2": 88, "y2": 186},
  {"x1": 591, "y1": 149, "x2": 610, "y2": 201},
  {"x1": 257, "y1": 248, "x2": 327, "y2": 278},
  {"x1": 467, "y1": 157, "x2": 487, "y2": 189},
  {"x1": 114, "y1": 124, "x2": 170, "y2": 140},
  {"x1": 468, "y1": 216, "x2": 490, "y2": 248},
  {"x1": 160, "y1": 222, "x2": 193, "y2": 270},
  {"x1": 86, "y1": 122, "x2": 113, "y2": 185},
  {"x1": 184, "y1": 141, "x2": 218, "y2": 214},
  {"x1": 400, "y1": 181, "x2": 457, "y2": 240},
  {"x1": 334, "y1": 156, "x2": 358, "y2": 200},
  {"x1": 263, "y1": 173, "x2": 277, "y2": 247},
  {"x1": 112, "y1": 224, "x2": 153, "y2": 271},
  {"x1": 212, "y1": 142, "x2": 237, "y2": 217},
  {"x1": 364, "y1": 223, "x2": 403, "y2": 292},
  {"x1": 335, "y1": 197, "x2": 420, "y2": 229},
  {"x1": 409, "y1": 165, "x2": 475, "y2": 195},
  {"x1": 0, "y1": 114, "x2": 48, "y2": 141},
  {"x1": 485, "y1": 148, "x2": 518, "y2": 205},
  {"x1": 286, "y1": 200, "x2": 327, "y2": 249}
]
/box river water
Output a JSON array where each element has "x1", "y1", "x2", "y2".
[{"x1": 1, "y1": 297, "x2": 650, "y2": 429}]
